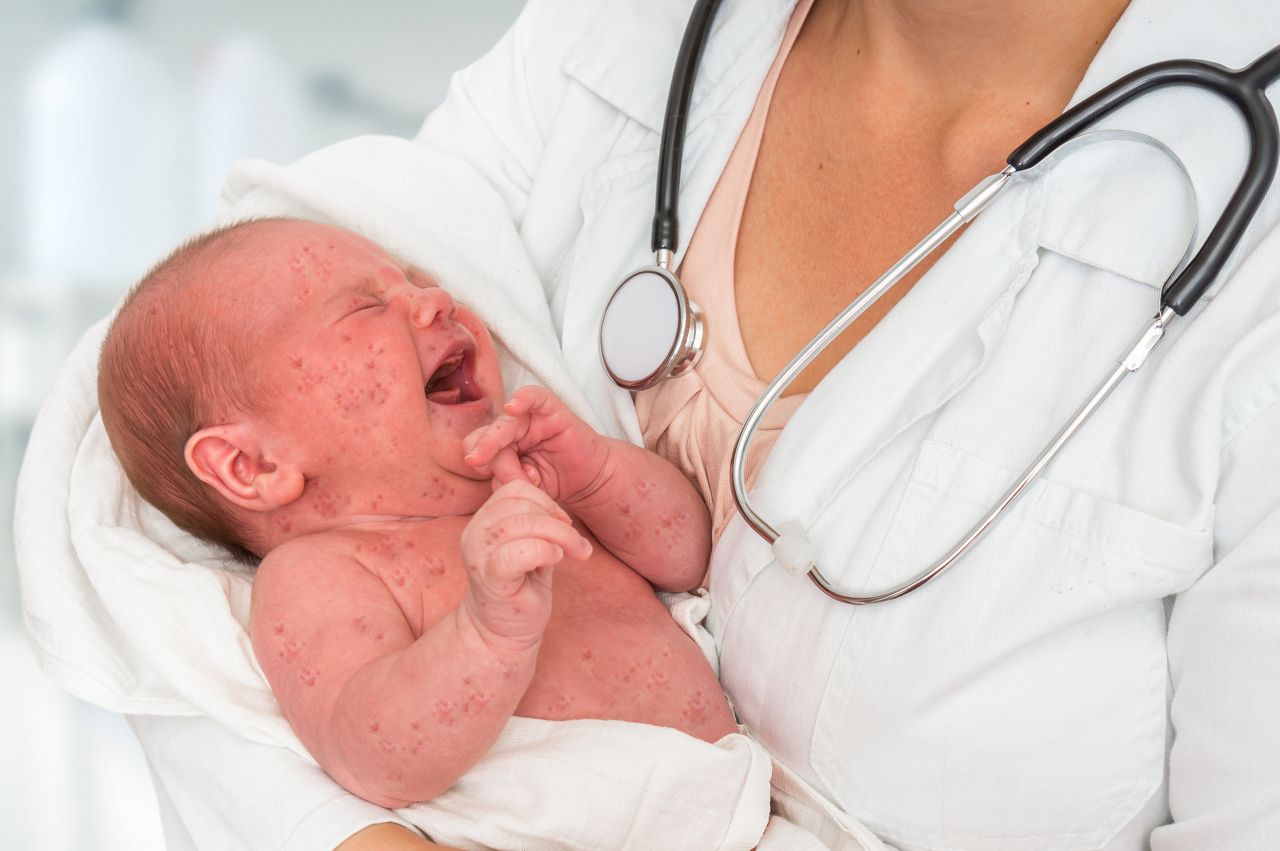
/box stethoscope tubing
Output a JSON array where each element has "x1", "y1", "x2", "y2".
[
  {"x1": 1013, "y1": 46, "x2": 1280, "y2": 315},
  {"x1": 729, "y1": 43, "x2": 1280, "y2": 604},
  {"x1": 621, "y1": 0, "x2": 1280, "y2": 604}
]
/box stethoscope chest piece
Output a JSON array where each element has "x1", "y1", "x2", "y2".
[{"x1": 600, "y1": 263, "x2": 704, "y2": 390}]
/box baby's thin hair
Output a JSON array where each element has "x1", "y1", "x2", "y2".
[{"x1": 98, "y1": 219, "x2": 286, "y2": 565}]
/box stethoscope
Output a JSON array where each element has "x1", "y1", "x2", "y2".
[{"x1": 598, "y1": 0, "x2": 1280, "y2": 604}]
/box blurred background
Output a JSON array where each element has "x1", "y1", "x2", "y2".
[{"x1": 0, "y1": 0, "x2": 524, "y2": 847}]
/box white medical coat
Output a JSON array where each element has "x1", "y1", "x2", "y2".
[{"x1": 132, "y1": 0, "x2": 1280, "y2": 848}]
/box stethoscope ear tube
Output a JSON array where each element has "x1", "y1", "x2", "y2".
[
  {"x1": 601, "y1": 0, "x2": 723, "y2": 391},
  {"x1": 1009, "y1": 46, "x2": 1280, "y2": 316},
  {"x1": 652, "y1": 0, "x2": 725, "y2": 254}
]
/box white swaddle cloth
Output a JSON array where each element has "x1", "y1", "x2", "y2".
[{"x1": 15, "y1": 136, "x2": 852, "y2": 850}]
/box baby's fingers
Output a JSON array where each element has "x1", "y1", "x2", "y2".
[
  {"x1": 463, "y1": 416, "x2": 525, "y2": 471},
  {"x1": 487, "y1": 539, "x2": 564, "y2": 588},
  {"x1": 487, "y1": 512, "x2": 592, "y2": 562},
  {"x1": 504, "y1": 385, "x2": 561, "y2": 420},
  {"x1": 486, "y1": 479, "x2": 571, "y2": 524},
  {"x1": 489, "y1": 447, "x2": 528, "y2": 486}
]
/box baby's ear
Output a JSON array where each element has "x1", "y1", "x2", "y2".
[{"x1": 185, "y1": 424, "x2": 304, "y2": 513}]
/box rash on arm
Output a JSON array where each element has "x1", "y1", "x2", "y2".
[
  {"x1": 568, "y1": 439, "x2": 712, "y2": 592},
  {"x1": 249, "y1": 535, "x2": 539, "y2": 807}
]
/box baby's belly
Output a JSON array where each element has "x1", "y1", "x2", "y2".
[{"x1": 515, "y1": 554, "x2": 737, "y2": 743}]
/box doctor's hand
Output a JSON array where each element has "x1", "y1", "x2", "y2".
[
  {"x1": 463, "y1": 386, "x2": 613, "y2": 508},
  {"x1": 459, "y1": 479, "x2": 592, "y2": 651}
]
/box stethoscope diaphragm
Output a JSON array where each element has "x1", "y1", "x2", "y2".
[{"x1": 599, "y1": 263, "x2": 704, "y2": 390}]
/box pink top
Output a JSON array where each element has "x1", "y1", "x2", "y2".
[{"x1": 635, "y1": 0, "x2": 815, "y2": 541}]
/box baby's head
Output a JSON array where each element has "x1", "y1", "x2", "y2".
[{"x1": 99, "y1": 218, "x2": 505, "y2": 562}]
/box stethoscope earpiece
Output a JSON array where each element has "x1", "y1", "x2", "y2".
[{"x1": 600, "y1": 260, "x2": 704, "y2": 390}]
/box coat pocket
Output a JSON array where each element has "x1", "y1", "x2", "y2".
[{"x1": 808, "y1": 439, "x2": 1211, "y2": 851}]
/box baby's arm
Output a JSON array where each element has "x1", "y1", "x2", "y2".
[
  {"x1": 249, "y1": 480, "x2": 590, "y2": 808},
  {"x1": 464, "y1": 386, "x2": 711, "y2": 592}
]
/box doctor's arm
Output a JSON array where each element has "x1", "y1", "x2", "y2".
[
  {"x1": 1152, "y1": 398, "x2": 1280, "y2": 847},
  {"x1": 414, "y1": 0, "x2": 583, "y2": 231}
]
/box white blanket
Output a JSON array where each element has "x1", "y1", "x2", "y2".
[{"x1": 14, "y1": 136, "x2": 867, "y2": 850}]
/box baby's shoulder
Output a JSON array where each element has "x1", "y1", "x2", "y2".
[{"x1": 262, "y1": 518, "x2": 469, "y2": 575}]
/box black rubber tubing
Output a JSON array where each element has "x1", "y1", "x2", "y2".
[
  {"x1": 652, "y1": 0, "x2": 725, "y2": 255},
  {"x1": 1009, "y1": 45, "x2": 1280, "y2": 315}
]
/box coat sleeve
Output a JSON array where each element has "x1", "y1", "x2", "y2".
[
  {"x1": 1153, "y1": 393, "x2": 1280, "y2": 846},
  {"x1": 414, "y1": 0, "x2": 591, "y2": 228}
]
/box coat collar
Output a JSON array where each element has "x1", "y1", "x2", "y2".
[
  {"x1": 563, "y1": 0, "x2": 1280, "y2": 293},
  {"x1": 563, "y1": 0, "x2": 797, "y2": 133},
  {"x1": 1033, "y1": 0, "x2": 1280, "y2": 292}
]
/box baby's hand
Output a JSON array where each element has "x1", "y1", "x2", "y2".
[
  {"x1": 463, "y1": 386, "x2": 612, "y2": 507},
  {"x1": 459, "y1": 479, "x2": 592, "y2": 651}
]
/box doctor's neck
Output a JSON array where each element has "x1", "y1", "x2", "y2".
[{"x1": 812, "y1": 0, "x2": 1131, "y2": 115}]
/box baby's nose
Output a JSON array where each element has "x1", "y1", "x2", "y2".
[{"x1": 400, "y1": 285, "x2": 456, "y2": 328}]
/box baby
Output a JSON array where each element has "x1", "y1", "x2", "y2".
[{"x1": 97, "y1": 218, "x2": 739, "y2": 809}]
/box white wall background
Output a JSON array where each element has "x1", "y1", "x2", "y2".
[{"x1": 0, "y1": 1, "x2": 526, "y2": 848}]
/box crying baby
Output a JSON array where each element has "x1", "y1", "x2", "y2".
[{"x1": 96, "y1": 218, "x2": 744, "y2": 815}]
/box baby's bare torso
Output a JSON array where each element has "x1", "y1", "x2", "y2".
[{"x1": 337, "y1": 516, "x2": 737, "y2": 742}]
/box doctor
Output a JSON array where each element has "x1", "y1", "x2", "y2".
[{"x1": 130, "y1": 0, "x2": 1280, "y2": 848}]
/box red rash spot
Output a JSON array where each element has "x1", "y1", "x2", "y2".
[
  {"x1": 299, "y1": 667, "x2": 318, "y2": 687},
  {"x1": 365, "y1": 359, "x2": 377, "y2": 370},
  {"x1": 410, "y1": 720, "x2": 421, "y2": 731},
  {"x1": 352, "y1": 617, "x2": 369, "y2": 634},
  {"x1": 289, "y1": 357, "x2": 303, "y2": 369},
  {"x1": 279, "y1": 640, "x2": 302, "y2": 663},
  {"x1": 315, "y1": 494, "x2": 339, "y2": 518},
  {"x1": 580, "y1": 649, "x2": 593, "y2": 662},
  {"x1": 682, "y1": 691, "x2": 709, "y2": 724},
  {"x1": 341, "y1": 334, "x2": 352, "y2": 343},
  {"x1": 368, "y1": 721, "x2": 381, "y2": 733},
  {"x1": 434, "y1": 700, "x2": 458, "y2": 726},
  {"x1": 148, "y1": 306, "x2": 158, "y2": 316},
  {"x1": 378, "y1": 267, "x2": 399, "y2": 282},
  {"x1": 619, "y1": 504, "x2": 631, "y2": 515},
  {"x1": 272, "y1": 623, "x2": 286, "y2": 636}
]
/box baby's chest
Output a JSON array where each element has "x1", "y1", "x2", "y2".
[{"x1": 355, "y1": 523, "x2": 470, "y2": 637}]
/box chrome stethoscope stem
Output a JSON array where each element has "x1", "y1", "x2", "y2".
[
  {"x1": 808, "y1": 306, "x2": 1176, "y2": 604},
  {"x1": 730, "y1": 167, "x2": 1016, "y2": 546},
  {"x1": 730, "y1": 162, "x2": 1180, "y2": 605}
]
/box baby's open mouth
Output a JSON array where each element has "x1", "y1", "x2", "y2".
[{"x1": 424, "y1": 346, "x2": 483, "y2": 405}]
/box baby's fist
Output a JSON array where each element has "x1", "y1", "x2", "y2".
[
  {"x1": 459, "y1": 480, "x2": 592, "y2": 651},
  {"x1": 463, "y1": 386, "x2": 610, "y2": 505}
]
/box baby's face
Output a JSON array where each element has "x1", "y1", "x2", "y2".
[{"x1": 238, "y1": 221, "x2": 505, "y2": 518}]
